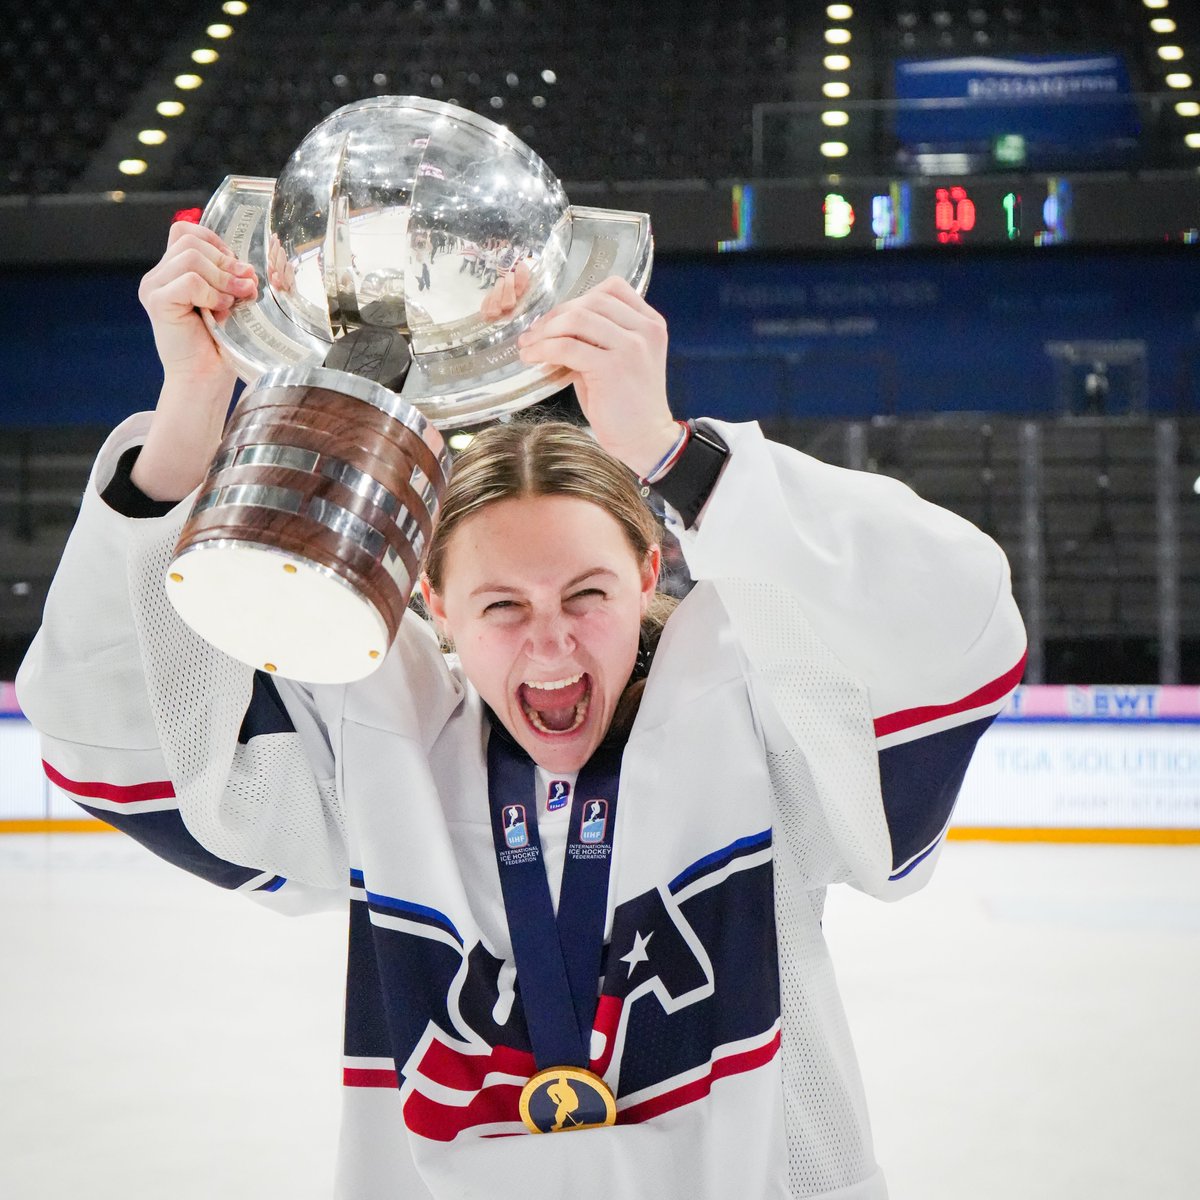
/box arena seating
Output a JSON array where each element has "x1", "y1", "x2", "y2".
[
  {"x1": 167, "y1": 0, "x2": 803, "y2": 187},
  {"x1": 2, "y1": 0, "x2": 1195, "y2": 193},
  {"x1": 0, "y1": 0, "x2": 210, "y2": 194}
]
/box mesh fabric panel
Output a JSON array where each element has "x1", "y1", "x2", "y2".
[
  {"x1": 714, "y1": 577, "x2": 885, "y2": 1193},
  {"x1": 128, "y1": 515, "x2": 347, "y2": 889}
]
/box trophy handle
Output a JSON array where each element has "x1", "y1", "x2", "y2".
[
  {"x1": 199, "y1": 176, "x2": 332, "y2": 384},
  {"x1": 399, "y1": 207, "x2": 654, "y2": 429}
]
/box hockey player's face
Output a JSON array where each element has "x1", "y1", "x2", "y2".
[{"x1": 423, "y1": 493, "x2": 660, "y2": 773}]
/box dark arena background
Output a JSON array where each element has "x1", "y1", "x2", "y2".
[{"x1": 1, "y1": 4, "x2": 1199, "y2": 1199}]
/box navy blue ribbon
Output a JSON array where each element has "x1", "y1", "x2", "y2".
[{"x1": 487, "y1": 730, "x2": 623, "y2": 1071}]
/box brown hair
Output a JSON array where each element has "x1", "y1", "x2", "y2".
[{"x1": 423, "y1": 418, "x2": 678, "y2": 731}]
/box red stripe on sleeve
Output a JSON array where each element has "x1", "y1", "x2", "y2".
[
  {"x1": 42, "y1": 760, "x2": 176, "y2": 804},
  {"x1": 873, "y1": 651, "x2": 1027, "y2": 739}
]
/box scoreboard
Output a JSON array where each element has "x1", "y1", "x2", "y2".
[{"x1": 725, "y1": 174, "x2": 1200, "y2": 251}]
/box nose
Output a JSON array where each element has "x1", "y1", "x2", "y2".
[{"x1": 525, "y1": 607, "x2": 575, "y2": 663}]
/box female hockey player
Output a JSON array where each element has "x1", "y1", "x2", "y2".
[{"x1": 18, "y1": 220, "x2": 1026, "y2": 1200}]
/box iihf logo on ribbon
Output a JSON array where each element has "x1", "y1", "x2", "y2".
[
  {"x1": 547, "y1": 780, "x2": 571, "y2": 812},
  {"x1": 504, "y1": 804, "x2": 529, "y2": 848},
  {"x1": 579, "y1": 799, "x2": 608, "y2": 844}
]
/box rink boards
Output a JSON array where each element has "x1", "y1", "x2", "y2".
[{"x1": 3, "y1": 682, "x2": 1200, "y2": 841}]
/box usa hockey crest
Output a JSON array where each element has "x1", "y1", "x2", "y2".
[{"x1": 343, "y1": 829, "x2": 781, "y2": 1139}]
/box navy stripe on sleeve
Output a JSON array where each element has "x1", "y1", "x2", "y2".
[
  {"x1": 238, "y1": 670, "x2": 297, "y2": 744},
  {"x1": 877, "y1": 714, "x2": 996, "y2": 873},
  {"x1": 77, "y1": 804, "x2": 265, "y2": 889}
]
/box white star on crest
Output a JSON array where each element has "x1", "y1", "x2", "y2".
[{"x1": 619, "y1": 930, "x2": 653, "y2": 978}]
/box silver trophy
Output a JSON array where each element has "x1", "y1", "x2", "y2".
[{"x1": 164, "y1": 96, "x2": 653, "y2": 683}]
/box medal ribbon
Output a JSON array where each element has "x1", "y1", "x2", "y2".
[{"x1": 487, "y1": 728, "x2": 622, "y2": 1071}]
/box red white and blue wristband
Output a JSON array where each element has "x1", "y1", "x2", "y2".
[
  {"x1": 640, "y1": 419, "x2": 730, "y2": 529},
  {"x1": 641, "y1": 420, "x2": 691, "y2": 485}
]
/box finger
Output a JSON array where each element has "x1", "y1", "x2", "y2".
[
  {"x1": 167, "y1": 219, "x2": 231, "y2": 257},
  {"x1": 163, "y1": 246, "x2": 258, "y2": 299},
  {"x1": 145, "y1": 242, "x2": 253, "y2": 304},
  {"x1": 514, "y1": 259, "x2": 532, "y2": 298},
  {"x1": 590, "y1": 274, "x2": 663, "y2": 324},
  {"x1": 521, "y1": 304, "x2": 636, "y2": 352},
  {"x1": 523, "y1": 289, "x2": 653, "y2": 347},
  {"x1": 518, "y1": 335, "x2": 606, "y2": 374},
  {"x1": 480, "y1": 290, "x2": 502, "y2": 322},
  {"x1": 149, "y1": 270, "x2": 237, "y2": 318},
  {"x1": 500, "y1": 270, "x2": 516, "y2": 312},
  {"x1": 169, "y1": 228, "x2": 258, "y2": 282}
]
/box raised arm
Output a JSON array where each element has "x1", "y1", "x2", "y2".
[
  {"x1": 16, "y1": 225, "x2": 348, "y2": 909},
  {"x1": 518, "y1": 279, "x2": 1027, "y2": 897}
]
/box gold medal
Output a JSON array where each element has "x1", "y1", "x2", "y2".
[{"x1": 518, "y1": 1067, "x2": 617, "y2": 1134}]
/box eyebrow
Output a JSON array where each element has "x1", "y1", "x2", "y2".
[{"x1": 468, "y1": 567, "x2": 619, "y2": 599}]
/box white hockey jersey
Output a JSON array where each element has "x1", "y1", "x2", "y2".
[{"x1": 17, "y1": 416, "x2": 1026, "y2": 1200}]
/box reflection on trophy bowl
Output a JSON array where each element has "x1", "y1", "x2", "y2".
[
  {"x1": 166, "y1": 366, "x2": 451, "y2": 684},
  {"x1": 168, "y1": 95, "x2": 652, "y2": 684},
  {"x1": 199, "y1": 94, "x2": 653, "y2": 428}
]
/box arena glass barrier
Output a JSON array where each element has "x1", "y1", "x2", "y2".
[{"x1": 2, "y1": 681, "x2": 1198, "y2": 842}]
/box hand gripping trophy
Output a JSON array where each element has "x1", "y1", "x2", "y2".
[{"x1": 163, "y1": 97, "x2": 653, "y2": 684}]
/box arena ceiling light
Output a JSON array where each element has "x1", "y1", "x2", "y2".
[
  {"x1": 825, "y1": 28, "x2": 852, "y2": 44},
  {"x1": 175, "y1": 74, "x2": 203, "y2": 89},
  {"x1": 824, "y1": 54, "x2": 851, "y2": 71},
  {"x1": 820, "y1": 141, "x2": 849, "y2": 157},
  {"x1": 192, "y1": 48, "x2": 219, "y2": 64},
  {"x1": 827, "y1": 4, "x2": 853, "y2": 18},
  {"x1": 118, "y1": 159, "x2": 148, "y2": 175},
  {"x1": 823, "y1": 81, "x2": 850, "y2": 98},
  {"x1": 222, "y1": 1, "x2": 248, "y2": 13},
  {"x1": 207, "y1": 23, "x2": 234, "y2": 38},
  {"x1": 157, "y1": 100, "x2": 185, "y2": 117},
  {"x1": 1150, "y1": 17, "x2": 1176, "y2": 31},
  {"x1": 1186, "y1": 133, "x2": 1200, "y2": 149},
  {"x1": 1176, "y1": 101, "x2": 1200, "y2": 117},
  {"x1": 1158, "y1": 46, "x2": 1185, "y2": 61},
  {"x1": 138, "y1": 129, "x2": 167, "y2": 145},
  {"x1": 822, "y1": 111, "x2": 850, "y2": 126},
  {"x1": 1166, "y1": 73, "x2": 1193, "y2": 88},
  {"x1": 1142, "y1": 0, "x2": 1169, "y2": 8}
]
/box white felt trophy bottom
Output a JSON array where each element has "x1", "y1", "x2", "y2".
[{"x1": 165, "y1": 541, "x2": 391, "y2": 684}]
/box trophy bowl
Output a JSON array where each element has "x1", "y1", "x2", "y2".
[{"x1": 164, "y1": 97, "x2": 653, "y2": 684}]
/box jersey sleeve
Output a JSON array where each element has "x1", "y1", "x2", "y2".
[
  {"x1": 15, "y1": 414, "x2": 349, "y2": 911},
  {"x1": 671, "y1": 420, "x2": 1027, "y2": 899}
]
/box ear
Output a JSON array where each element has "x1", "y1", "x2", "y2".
[
  {"x1": 419, "y1": 574, "x2": 449, "y2": 632},
  {"x1": 639, "y1": 544, "x2": 662, "y2": 615}
]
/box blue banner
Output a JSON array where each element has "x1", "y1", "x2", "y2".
[{"x1": 893, "y1": 54, "x2": 1139, "y2": 148}]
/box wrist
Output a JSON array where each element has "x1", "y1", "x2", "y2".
[
  {"x1": 132, "y1": 377, "x2": 233, "y2": 501},
  {"x1": 618, "y1": 420, "x2": 686, "y2": 480}
]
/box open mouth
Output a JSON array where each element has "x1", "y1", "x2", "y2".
[{"x1": 518, "y1": 673, "x2": 591, "y2": 736}]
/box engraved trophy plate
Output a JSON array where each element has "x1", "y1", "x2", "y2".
[{"x1": 170, "y1": 96, "x2": 653, "y2": 683}]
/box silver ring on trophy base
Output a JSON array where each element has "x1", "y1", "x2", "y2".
[
  {"x1": 199, "y1": 96, "x2": 653, "y2": 429},
  {"x1": 166, "y1": 365, "x2": 448, "y2": 683}
]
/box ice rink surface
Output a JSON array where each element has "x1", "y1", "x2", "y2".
[{"x1": 2, "y1": 834, "x2": 1198, "y2": 1199}]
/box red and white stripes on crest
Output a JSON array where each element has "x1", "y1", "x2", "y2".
[{"x1": 345, "y1": 996, "x2": 782, "y2": 1142}]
